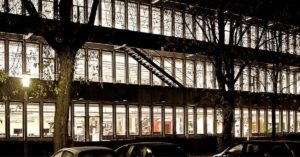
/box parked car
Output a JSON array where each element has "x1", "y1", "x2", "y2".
[
  {"x1": 281, "y1": 140, "x2": 300, "y2": 156},
  {"x1": 51, "y1": 146, "x2": 117, "y2": 157},
  {"x1": 213, "y1": 140, "x2": 296, "y2": 157},
  {"x1": 115, "y1": 142, "x2": 189, "y2": 157}
]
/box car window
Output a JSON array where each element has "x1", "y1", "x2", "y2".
[
  {"x1": 267, "y1": 143, "x2": 292, "y2": 157},
  {"x1": 62, "y1": 151, "x2": 74, "y2": 157},
  {"x1": 244, "y1": 143, "x2": 265, "y2": 156},
  {"x1": 116, "y1": 145, "x2": 130, "y2": 157},
  {"x1": 227, "y1": 144, "x2": 243, "y2": 155},
  {"x1": 53, "y1": 151, "x2": 63, "y2": 157},
  {"x1": 130, "y1": 146, "x2": 145, "y2": 157}
]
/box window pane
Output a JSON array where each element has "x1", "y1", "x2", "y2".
[
  {"x1": 242, "y1": 108, "x2": 249, "y2": 137},
  {"x1": 185, "y1": 14, "x2": 193, "y2": 39},
  {"x1": 207, "y1": 108, "x2": 214, "y2": 134},
  {"x1": 259, "y1": 110, "x2": 265, "y2": 133},
  {"x1": 89, "y1": 104, "x2": 100, "y2": 141},
  {"x1": 129, "y1": 106, "x2": 139, "y2": 135},
  {"x1": 26, "y1": 43, "x2": 40, "y2": 78},
  {"x1": 174, "y1": 12, "x2": 183, "y2": 38},
  {"x1": 27, "y1": 103, "x2": 40, "y2": 137},
  {"x1": 115, "y1": 1, "x2": 125, "y2": 29},
  {"x1": 165, "y1": 107, "x2": 173, "y2": 134},
  {"x1": 188, "y1": 107, "x2": 194, "y2": 134},
  {"x1": 116, "y1": 106, "x2": 126, "y2": 136},
  {"x1": 234, "y1": 108, "x2": 241, "y2": 137},
  {"x1": 88, "y1": 0, "x2": 100, "y2": 25},
  {"x1": 9, "y1": 0, "x2": 22, "y2": 15},
  {"x1": 115, "y1": 53, "x2": 125, "y2": 83},
  {"x1": 73, "y1": 0, "x2": 85, "y2": 23},
  {"x1": 9, "y1": 41, "x2": 22, "y2": 77},
  {"x1": 43, "y1": 103, "x2": 55, "y2": 137},
  {"x1": 153, "y1": 106, "x2": 162, "y2": 135},
  {"x1": 276, "y1": 110, "x2": 281, "y2": 133},
  {"x1": 42, "y1": 0, "x2": 54, "y2": 19},
  {"x1": 152, "y1": 7, "x2": 161, "y2": 35},
  {"x1": 297, "y1": 113, "x2": 300, "y2": 132},
  {"x1": 195, "y1": 16, "x2": 204, "y2": 41},
  {"x1": 196, "y1": 61, "x2": 204, "y2": 88},
  {"x1": 141, "y1": 66, "x2": 150, "y2": 85},
  {"x1": 186, "y1": 60, "x2": 194, "y2": 87},
  {"x1": 290, "y1": 111, "x2": 295, "y2": 132},
  {"x1": 164, "y1": 58, "x2": 173, "y2": 77},
  {"x1": 250, "y1": 26, "x2": 256, "y2": 49},
  {"x1": 176, "y1": 107, "x2": 184, "y2": 134},
  {"x1": 216, "y1": 109, "x2": 222, "y2": 134},
  {"x1": 74, "y1": 104, "x2": 85, "y2": 141},
  {"x1": 140, "y1": 5, "x2": 149, "y2": 33},
  {"x1": 42, "y1": 45, "x2": 55, "y2": 80},
  {"x1": 103, "y1": 105, "x2": 113, "y2": 136},
  {"x1": 128, "y1": 56, "x2": 138, "y2": 84},
  {"x1": 0, "y1": 0, "x2": 4, "y2": 12},
  {"x1": 163, "y1": 10, "x2": 172, "y2": 36},
  {"x1": 74, "y1": 49, "x2": 86, "y2": 80},
  {"x1": 197, "y1": 108, "x2": 204, "y2": 134},
  {"x1": 206, "y1": 62, "x2": 214, "y2": 89},
  {"x1": 242, "y1": 67, "x2": 249, "y2": 91},
  {"x1": 0, "y1": 102, "x2": 5, "y2": 137},
  {"x1": 0, "y1": 40, "x2": 4, "y2": 70},
  {"x1": 153, "y1": 57, "x2": 161, "y2": 85},
  {"x1": 141, "y1": 106, "x2": 150, "y2": 135},
  {"x1": 175, "y1": 59, "x2": 183, "y2": 84},
  {"x1": 101, "y1": 0, "x2": 112, "y2": 27},
  {"x1": 251, "y1": 110, "x2": 258, "y2": 134},
  {"x1": 283, "y1": 110, "x2": 288, "y2": 132},
  {"x1": 88, "y1": 49, "x2": 99, "y2": 82},
  {"x1": 10, "y1": 102, "x2": 23, "y2": 137},
  {"x1": 127, "y1": 2, "x2": 137, "y2": 31},
  {"x1": 102, "y1": 51, "x2": 113, "y2": 82}
]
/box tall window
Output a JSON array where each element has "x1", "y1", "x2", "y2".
[
  {"x1": 74, "y1": 49, "x2": 86, "y2": 81},
  {"x1": 297, "y1": 113, "x2": 300, "y2": 132},
  {"x1": 163, "y1": 9, "x2": 172, "y2": 36},
  {"x1": 175, "y1": 59, "x2": 183, "y2": 84},
  {"x1": 9, "y1": 41, "x2": 22, "y2": 77},
  {"x1": 129, "y1": 106, "x2": 139, "y2": 135},
  {"x1": 127, "y1": 2, "x2": 137, "y2": 31},
  {"x1": 0, "y1": 102, "x2": 5, "y2": 137},
  {"x1": 73, "y1": 0, "x2": 85, "y2": 23},
  {"x1": 185, "y1": 14, "x2": 193, "y2": 39},
  {"x1": 43, "y1": 103, "x2": 55, "y2": 137},
  {"x1": 74, "y1": 104, "x2": 85, "y2": 141},
  {"x1": 267, "y1": 109, "x2": 272, "y2": 133},
  {"x1": 128, "y1": 56, "x2": 138, "y2": 84},
  {"x1": 275, "y1": 110, "x2": 281, "y2": 133},
  {"x1": 289, "y1": 34, "x2": 294, "y2": 54},
  {"x1": 153, "y1": 106, "x2": 162, "y2": 135},
  {"x1": 216, "y1": 109, "x2": 222, "y2": 134},
  {"x1": 206, "y1": 62, "x2": 214, "y2": 88},
  {"x1": 164, "y1": 58, "x2": 173, "y2": 77},
  {"x1": 196, "y1": 61, "x2": 204, "y2": 88},
  {"x1": 9, "y1": 0, "x2": 22, "y2": 15},
  {"x1": 207, "y1": 108, "x2": 214, "y2": 134},
  {"x1": 234, "y1": 66, "x2": 242, "y2": 91},
  {"x1": 174, "y1": 11, "x2": 183, "y2": 38},
  {"x1": 282, "y1": 33, "x2": 288, "y2": 53},
  {"x1": 102, "y1": 51, "x2": 113, "y2": 82},
  {"x1": 0, "y1": 40, "x2": 4, "y2": 70},
  {"x1": 141, "y1": 65, "x2": 150, "y2": 85},
  {"x1": 186, "y1": 60, "x2": 194, "y2": 87},
  {"x1": 296, "y1": 34, "x2": 300, "y2": 55},
  {"x1": 242, "y1": 108, "x2": 249, "y2": 137},
  {"x1": 27, "y1": 103, "x2": 40, "y2": 137},
  {"x1": 153, "y1": 57, "x2": 161, "y2": 85},
  {"x1": 224, "y1": 21, "x2": 230, "y2": 44},
  {"x1": 242, "y1": 67, "x2": 249, "y2": 91},
  {"x1": 141, "y1": 106, "x2": 150, "y2": 135},
  {"x1": 10, "y1": 102, "x2": 23, "y2": 137},
  {"x1": 290, "y1": 111, "x2": 295, "y2": 132},
  {"x1": 0, "y1": 0, "x2": 4, "y2": 12},
  {"x1": 250, "y1": 26, "x2": 257, "y2": 49},
  {"x1": 251, "y1": 110, "x2": 258, "y2": 134},
  {"x1": 115, "y1": 53, "x2": 125, "y2": 83},
  {"x1": 250, "y1": 67, "x2": 258, "y2": 92},
  {"x1": 282, "y1": 110, "x2": 288, "y2": 132},
  {"x1": 42, "y1": 45, "x2": 55, "y2": 80},
  {"x1": 103, "y1": 105, "x2": 113, "y2": 136},
  {"x1": 259, "y1": 68, "x2": 265, "y2": 92},
  {"x1": 282, "y1": 70, "x2": 288, "y2": 93},
  {"x1": 234, "y1": 108, "x2": 241, "y2": 137},
  {"x1": 140, "y1": 5, "x2": 149, "y2": 33},
  {"x1": 176, "y1": 107, "x2": 184, "y2": 134},
  {"x1": 165, "y1": 107, "x2": 173, "y2": 134},
  {"x1": 26, "y1": 43, "x2": 40, "y2": 78},
  {"x1": 88, "y1": 49, "x2": 100, "y2": 82},
  {"x1": 101, "y1": 0, "x2": 112, "y2": 27},
  {"x1": 195, "y1": 16, "x2": 204, "y2": 41},
  {"x1": 116, "y1": 106, "x2": 126, "y2": 136},
  {"x1": 196, "y1": 108, "x2": 204, "y2": 134},
  {"x1": 115, "y1": 1, "x2": 125, "y2": 29},
  {"x1": 88, "y1": 0, "x2": 100, "y2": 25},
  {"x1": 188, "y1": 107, "x2": 194, "y2": 134},
  {"x1": 152, "y1": 7, "x2": 161, "y2": 35},
  {"x1": 259, "y1": 110, "x2": 266, "y2": 133},
  {"x1": 89, "y1": 104, "x2": 100, "y2": 141},
  {"x1": 42, "y1": 0, "x2": 54, "y2": 19}
]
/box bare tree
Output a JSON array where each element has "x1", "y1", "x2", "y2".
[{"x1": 21, "y1": 0, "x2": 99, "y2": 151}]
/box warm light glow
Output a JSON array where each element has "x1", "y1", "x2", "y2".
[{"x1": 22, "y1": 74, "x2": 31, "y2": 88}]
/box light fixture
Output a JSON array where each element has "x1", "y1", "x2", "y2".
[
  {"x1": 22, "y1": 74, "x2": 31, "y2": 88},
  {"x1": 152, "y1": 0, "x2": 160, "y2": 4}
]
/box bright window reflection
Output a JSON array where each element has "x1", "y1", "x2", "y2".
[
  {"x1": 250, "y1": 26, "x2": 257, "y2": 49},
  {"x1": 163, "y1": 10, "x2": 172, "y2": 36},
  {"x1": 43, "y1": 103, "x2": 55, "y2": 137},
  {"x1": 0, "y1": 40, "x2": 4, "y2": 70},
  {"x1": 195, "y1": 16, "x2": 204, "y2": 41},
  {"x1": 234, "y1": 108, "x2": 241, "y2": 137},
  {"x1": 26, "y1": 43, "x2": 40, "y2": 78},
  {"x1": 115, "y1": 53, "x2": 125, "y2": 83},
  {"x1": 9, "y1": 0, "x2": 22, "y2": 15},
  {"x1": 216, "y1": 109, "x2": 222, "y2": 134},
  {"x1": 88, "y1": 49, "x2": 100, "y2": 82},
  {"x1": 74, "y1": 104, "x2": 85, "y2": 141},
  {"x1": 207, "y1": 108, "x2": 214, "y2": 134},
  {"x1": 102, "y1": 51, "x2": 113, "y2": 82},
  {"x1": 27, "y1": 103, "x2": 40, "y2": 137},
  {"x1": 128, "y1": 56, "x2": 138, "y2": 84},
  {"x1": 152, "y1": 7, "x2": 161, "y2": 35},
  {"x1": 103, "y1": 105, "x2": 113, "y2": 136},
  {"x1": 186, "y1": 60, "x2": 194, "y2": 87},
  {"x1": 89, "y1": 104, "x2": 100, "y2": 141},
  {"x1": 242, "y1": 67, "x2": 249, "y2": 91},
  {"x1": 9, "y1": 41, "x2": 22, "y2": 77},
  {"x1": 196, "y1": 61, "x2": 204, "y2": 88},
  {"x1": 42, "y1": 45, "x2": 55, "y2": 80},
  {"x1": 176, "y1": 107, "x2": 184, "y2": 134},
  {"x1": 116, "y1": 106, "x2": 126, "y2": 136},
  {"x1": 197, "y1": 108, "x2": 204, "y2": 134},
  {"x1": 0, "y1": 102, "x2": 5, "y2": 137},
  {"x1": 115, "y1": 1, "x2": 125, "y2": 29},
  {"x1": 74, "y1": 49, "x2": 86, "y2": 80},
  {"x1": 10, "y1": 102, "x2": 23, "y2": 137},
  {"x1": 164, "y1": 58, "x2": 173, "y2": 77},
  {"x1": 127, "y1": 2, "x2": 137, "y2": 31},
  {"x1": 259, "y1": 110, "x2": 266, "y2": 133},
  {"x1": 188, "y1": 107, "x2": 194, "y2": 134},
  {"x1": 153, "y1": 106, "x2": 162, "y2": 135},
  {"x1": 141, "y1": 106, "x2": 150, "y2": 135},
  {"x1": 206, "y1": 62, "x2": 214, "y2": 89},
  {"x1": 101, "y1": 0, "x2": 112, "y2": 27},
  {"x1": 185, "y1": 14, "x2": 193, "y2": 39},
  {"x1": 175, "y1": 59, "x2": 183, "y2": 84},
  {"x1": 165, "y1": 107, "x2": 173, "y2": 134},
  {"x1": 88, "y1": 0, "x2": 99, "y2": 25},
  {"x1": 283, "y1": 110, "x2": 288, "y2": 132},
  {"x1": 242, "y1": 108, "x2": 249, "y2": 137},
  {"x1": 290, "y1": 111, "x2": 295, "y2": 132},
  {"x1": 140, "y1": 5, "x2": 149, "y2": 33},
  {"x1": 251, "y1": 110, "x2": 258, "y2": 134},
  {"x1": 129, "y1": 106, "x2": 139, "y2": 135}
]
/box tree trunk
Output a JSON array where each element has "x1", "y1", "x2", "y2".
[{"x1": 54, "y1": 47, "x2": 76, "y2": 151}]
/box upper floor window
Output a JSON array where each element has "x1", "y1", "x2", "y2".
[
  {"x1": 224, "y1": 21, "x2": 230, "y2": 44},
  {"x1": 0, "y1": 40, "x2": 4, "y2": 71},
  {"x1": 128, "y1": 56, "x2": 138, "y2": 84},
  {"x1": 26, "y1": 43, "x2": 40, "y2": 78},
  {"x1": 163, "y1": 9, "x2": 172, "y2": 36},
  {"x1": 175, "y1": 59, "x2": 183, "y2": 84},
  {"x1": 102, "y1": 51, "x2": 113, "y2": 82},
  {"x1": 115, "y1": 52, "x2": 125, "y2": 83},
  {"x1": 88, "y1": 0, "x2": 100, "y2": 25},
  {"x1": 115, "y1": 1, "x2": 125, "y2": 29},
  {"x1": 250, "y1": 26, "x2": 257, "y2": 49},
  {"x1": 140, "y1": 5, "x2": 149, "y2": 33},
  {"x1": 9, "y1": 41, "x2": 22, "y2": 77},
  {"x1": 101, "y1": 0, "x2": 112, "y2": 27},
  {"x1": 42, "y1": 45, "x2": 55, "y2": 80},
  {"x1": 206, "y1": 62, "x2": 214, "y2": 89},
  {"x1": 186, "y1": 60, "x2": 194, "y2": 87},
  {"x1": 87, "y1": 49, "x2": 100, "y2": 82},
  {"x1": 74, "y1": 49, "x2": 86, "y2": 81},
  {"x1": 127, "y1": 2, "x2": 137, "y2": 31},
  {"x1": 152, "y1": 7, "x2": 161, "y2": 35},
  {"x1": 185, "y1": 13, "x2": 193, "y2": 39},
  {"x1": 73, "y1": 0, "x2": 85, "y2": 23},
  {"x1": 42, "y1": 0, "x2": 54, "y2": 19},
  {"x1": 9, "y1": 0, "x2": 22, "y2": 15},
  {"x1": 195, "y1": 16, "x2": 204, "y2": 41},
  {"x1": 196, "y1": 61, "x2": 204, "y2": 88},
  {"x1": 174, "y1": 11, "x2": 183, "y2": 38}
]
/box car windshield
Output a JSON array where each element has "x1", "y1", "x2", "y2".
[
  {"x1": 78, "y1": 150, "x2": 116, "y2": 157},
  {"x1": 149, "y1": 145, "x2": 188, "y2": 157}
]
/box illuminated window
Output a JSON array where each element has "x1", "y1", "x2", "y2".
[
  {"x1": 283, "y1": 110, "x2": 288, "y2": 132},
  {"x1": 259, "y1": 68, "x2": 265, "y2": 92},
  {"x1": 88, "y1": 0, "x2": 100, "y2": 25},
  {"x1": 296, "y1": 35, "x2": 300, "y2": 55},
  {"x1": 290, "y1": 111, "x2": 295, "y2": 132},
  {"x1": 234, "y1": 66, "x2": 242, "y2": 91},
  {"x1": 186, "y1": 60, "x2": 194, "y2": 87},
  {"x1": 127, "y1": 2, "x2": 137, "y2": 31},
  {"x1": 297, "y1": 73, "x2": 300, "y2": 94},
  {"x1": 103, "y1": 105, "x2": 113, "y2": 136},
  {"x1": 175, "y1": 59, "x2": 183, "y2": 84},
  {"x1": 115, "y1": 1, "x2": 125, "y2": 29},
  {"x1": 216, "y1": 109, "x2": 222, "y2": 134},
  {"x1": 234, "y1": 108, "x2": 241, "y2": 137},
  {"x1": 275, "y1": 110, "x2": 281, "y2": 133},
  {"x1": 140, "y1": 5, "x2": 149, "y2": 33},
  {"x1": 152, "y1": 57, "x2": 161, "y2": 86},
  {"x1": 297, "y1": 113, "x2": 300, "y2": 132},
  {"x1": 267, "y1": 109, "x2": 272, "y2": 133},
  {"x1": 196, "y1": 108, "x2": 204, "y2": 134},
  {"x1": 195, "y1": 16, "x2": 204, "y2": 41},
  {"x1": 0, "y1": 40, "x2": 4, "y2": 70},
  {"x1": 116, "y1": 106, "x2": 126, "y2": 136},
  {"x1": 282, "y1": 33, "x2": 288, "y2": 53},
  {"x1": 207, "y1": 108, "x2": 214, "y2": 134},
  {"x1": 176, "y1": 107, "x2": 184, "y2": 134},
  {"x1": 42, "y1": 45, "x2": 55, "y2": 80},
  {"x1": 174, "y1": 11, "x2": 183, "y2": 38},
  {"x1": 115, "y1": 53, "x2": 125, "y2": 83},
  {"x1": 27, "y1": 103, "x2": 40, "y2": 137},
  {"x1": 152, "y1": 7, "x2": 161, "y2": 35},
  {"x1": 153, "y1": 106, "x2": 162, "y2": 135},
  {"x1": 102, "y1": 51, "x2": 113, "y2": 82},
  {"x1": 206, "y1": 62, "x2": 214, "y2": 89},
  {"x1": 289, "y1": 34, "x2": 294, "y2": 54},
  {"x1": 129, "y1": 106, "x2": 139, "y2": 135},
  {"x1": 266, "y1": 68, "x2": 273, "y2": 93},
  {"x1": 250, "y1": 67, "x2": 258, "y2": 92},
  {"x1": 10, "y1": 102, "x2": 23, "y2": 137},
  {"x1": 88, "y1": 104, "x2": 100, "y2": 141},
  {"x1": 164, "y1": 58, "x2": 173, "y2": 78},
  {"x1": 242, "y1": 67, "x2": 249, "y2": 91},
  {"x1": 9, "y1": 41, "x2": 22, "y2": 77},
  {"x1": 42, "y1": 0, "x2": 54, "y2": 19},
  {"x1": 141, "y1": 106, "x2": 151, "y2": 135},
  {"x1": 0, "y1": 0, "x2": 4, "y2": 12},
  {"x1": 74, "y1": 49, "x2": 86, "y2": 81},
  {"x1": 0, "y1": 102, "x2": 5, "y2": 137},
  {"x1": 185, "y1": 14, "x2": 193, "y2": 39},
  {"x1": 26, "y1": 43, "x2": 39, "y2": 78},
  {"x1": 43, "y1": 103, "x2": 55, "y2": 137},
  {"x1": 73, "y1": 0, "x2": 85, "y2": 23},
  {"x1": 251, "y1": 110, "x2": 258, "y2": 134},
  {"x1": 290, "y1": 71, "x2": 295, "y2": 94},
  {"x1": 259, "y1": 110, "x2": 266, "y2": 133},
  {"x1": 101, "y1": 0, "x2": 112, "y2": 27},
  {"x1": 188, "y1": 107, "x2": 194, "y2": 134},
  {"x1": 282, "y1": 70, "x2": 288, "y2": 93},
  {"x1": 88, "y1": 49, "x2": 99, "y2": 82},
  {"x1": 165, "y1": 107, "x2": 173, "y2": 135},
  {"x1": 196, "y1": 61, "x2": 204, "y2": 88},
  {"x1": 128, "y1": 56, "x2": 138, "y2": 84},
  {"x1": 9, "y1": 0, "x2": 22, "y2": 15},
  {"x1": 224, "y1": 21, "x2": 230, "y2": 44},
  {"x1": 74, "y1": 104, "x2": 85, "y2": 141},
  {"x1": 163, "y1": 9, "x2": 172, "y2": 36},
  {"x1": 242, "y1": 108, "x2": 249, "y2": 137},
  {"x1": 141, "y1": 65, "x2": 150, "y2": 85}
]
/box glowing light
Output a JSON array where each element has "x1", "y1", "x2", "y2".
[{"x1": 22, "y1": 74, "x2": 31, "y2": 88}]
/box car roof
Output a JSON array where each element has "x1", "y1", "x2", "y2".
[
  {"x1": 60, "y1": 146, "x2": 114, "y2": 154},
  {"x1": 126, "y1": 142, "x2": 178, "y2": 146}
]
